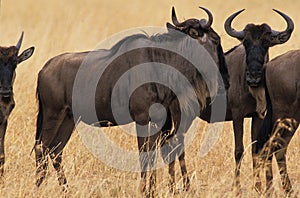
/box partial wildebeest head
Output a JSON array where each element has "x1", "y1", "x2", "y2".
[
  {"x1": 225, "y1": 9, "x2": 294, "y2": 87},
  {"x1": 167, "y1": 7, "x2": 230, "y2": 89},
  {"x1": 0, "y1": 32, "x2": 34, "y2": 97}
]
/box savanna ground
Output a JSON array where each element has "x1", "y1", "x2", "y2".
[{"x1": 0, "y1": 0, "x2": 300, "y2": 197}]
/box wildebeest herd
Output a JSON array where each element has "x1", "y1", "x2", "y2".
[{"x1": 0, "y1": 5, "x2": 299, "y2": 197}]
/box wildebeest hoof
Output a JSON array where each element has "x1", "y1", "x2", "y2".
[{"x1": 182, "y1": 176, "x2": 190, "y2": 191}]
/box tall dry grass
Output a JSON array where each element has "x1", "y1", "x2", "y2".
[{"x1": 0, "y1": 0, "x2": 299, "y2": 197}]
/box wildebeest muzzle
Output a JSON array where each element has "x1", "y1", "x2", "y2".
[{"x1": 246, "y1": 69, "x2": 263, "y2": 87}]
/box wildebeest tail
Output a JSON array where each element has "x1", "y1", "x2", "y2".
[
  {"x1": 256, "y1": 83, "x2": 273, "y2": 151},
  {"x1": 35, "y1": 84, "x2": 43, "y2": 143}
]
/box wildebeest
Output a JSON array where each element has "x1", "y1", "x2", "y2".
[
  {"x1": 0, "y1": 32, "x2": 34, "y2": 177},
  {"x1": 157, "y1": 7, "x2": 229, "y2": 192},
  {"x1": 255, "y1": 50, "x2": 300, "y2": 194},
  {"x1": 161, "y1": 9, "x2": 294, "y2": 193},
  {"x1": 222, "y1": 9, "x2": 293, "y2": 191},
  {"x1": 34, "y1": 7, "x2": 229, "y2": 196}
]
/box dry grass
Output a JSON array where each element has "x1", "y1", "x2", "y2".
[{"x1": 0, "y1": 0, "x2": 300, "y2": 197}]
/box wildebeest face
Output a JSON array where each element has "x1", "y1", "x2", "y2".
[
  {"x1": 242, "y1": 24, "x2": 272, "y2": 87},
  {"x1": 167, "y1": 7, "x2": 220, "y2": 62},
  {"x1": 167, "y1": 7, "x2": 230, "y2": 89},
  {"x1": 0, "y1": 33, "x2": 34, "y2": 97},
  {"x1": 225, "y1": 9, "x2": 294, "y2": 87},
  {"x1": 0, "y1": 47, "x2": 18, "y2": 97}
]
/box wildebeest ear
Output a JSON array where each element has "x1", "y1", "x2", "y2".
[
  {"x1": 166, "y1": 22, "x2": 177, "y2": 31},
  {"x1": 18, "y1": 46, "x2": 35, "y2": 63},
  {"x1": 270, "y1": 32, "x2": 292, "y2": 46}
]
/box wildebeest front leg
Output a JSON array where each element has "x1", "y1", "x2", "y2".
[
  {"x1": 160, "y1": 112, "x2": 177, "y2": 193},
  {"x1": 167, "y1": 161, "x2": 175, "y2": 193},
  {"x1": 170, "y1": 102, "x2": 192, "y2": 192},
  {"x1": 0, "y1": 120, "x2": 7, "y2": 178},
  {"x1": 0, "y1": 96, "x2": 15, "y2": 179},
  {"x1": 251, "y1": 115, "x2": 264, "y2": 193},
  {"x1": 178, "y1": 148, "x2": 190, "y2": 191},
  {"x1": 232, "y1": 112, "x2": 244, "y2": 191},
  {"x1": 136, "y1": 123, "x2": 159, "y2": 197},
  {"x1": 161, "y1": 135, "x2": 189, "y2": 193}
]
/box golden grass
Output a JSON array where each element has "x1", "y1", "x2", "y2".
[{"x1": 0, "y1": 0, "x2": 300, "y2": 197}]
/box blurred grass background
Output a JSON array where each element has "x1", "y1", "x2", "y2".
[{"x1": 0, "y1": 0, "x2": 299, "y2": 197}]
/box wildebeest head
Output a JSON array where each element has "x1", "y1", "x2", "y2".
[
  {"x1": 0, "y1": 32, "x2": 34, "y2": 97},
  {"x1": 225, "y1": 9, "x2": 294, "y2": 87},
  {"x1": 167, "y1": 6, "x2": 230, "y2": 89}
]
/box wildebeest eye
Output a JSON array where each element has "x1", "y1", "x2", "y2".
[{"x1": 188, "y1": 28, "x2": 199, "y2": 38}]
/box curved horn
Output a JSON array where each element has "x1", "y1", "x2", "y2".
[
  {"x1": 16, "y1": 31, "x2": 24, "y2": 50},
  {"x1": 171, "y1": 6, "x2": 193, "y2": 28},
  {"x1": 224, "y1": 9, "x2": 245, "y2": 40},
  {"x1": 198, "y1": 6, "x2": 213, "y2": 29},
  {"x1": 270, "y1": 9, "x2": 294, "y2": 45},
  {"x1": 171, "y1": 7, "x2": 183, "y2": 27}
]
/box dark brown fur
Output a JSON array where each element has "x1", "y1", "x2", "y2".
[
  {"x1": 222, "y1": 10, "x2": 294, "y2": 193},
  {"x1": 0, "y1": 33, "x2": 34, "y2": 177},
  {"x1": 256, "y1": 50, "x2": 300, "y2": 195},
  {"x1": 34, "y1": 12, "x2": 229, "y2": 196},
  {"x1": 160, "y1": 9, "x2": 294, "y2": 194}
]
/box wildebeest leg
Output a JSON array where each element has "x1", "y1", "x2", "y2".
[
  {"x1": 50, "y1": 152, "x2": 67, "y2": 191},
  {"x1": 232, "y1": 111, "x2": 244, "y2": 190},
  {"x1": 137, "y1": 135, "x2": 147, "y2": 195},
  {"x1": 260, "y1": 118, "x2": 297, "y2": 195},
  {"x1": 136, "y1": 123, "x2": 159, "y2": 198},
  {"x1": 170, "y1": 104, "x2": 192, "y2": 192},
  {"x1": 162, "y1": 138, "x2": 190, "y2": 192},
  {"x1": 275, "y1": 150, "x2": 292, "y2": 194},
  {"x1": 160, "y1": 113, "x2": 176, "y2": 193},
  {"x1": 255, "y1": 144, "x2": 273, "y2": 195},
  {"x1": 49, "y1": 114, "x2": 75, "y2": 192},
  {"x1": 251, "y1": 115, "x2": 264, "y2": 193},
  {"x1": 162, "y1": 135, "x2": 189, "y2": 193},
  {"x1": 272, "y1": 118, "x2": 298, "y2": 194},
  {"x1": 35, "y1": 107, "x2": 68, "y2": 187},
  {"x1": 0, "y1": 120, "x2": 7, "y2": 178},
  {"x1": 35, "y1": 143, "x2": 49, "y2": 187},
  {"x1": 167, "y1": 161, "x2": 175, "y2": 193},
  {"x1": 265, "y1": 155, "x2": 273, "y2": 194},
  {"x1": 178, "y1": 148, "x2": 190, "y2": 191}
]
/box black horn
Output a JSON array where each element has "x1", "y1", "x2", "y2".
[
  {"x1": 199, "y1": 7, "x2": 213, "y2": 29},
  {"x1": 16, "y1": 31, "x2": 24, "y2": 50},
  {"x1": 270, "y1": 9, "x2": 294, "y2": 46},
  {"x1": 224, "y1": 9, "x2": 245, "y2": 40},
  {"x1": 171, "y1": 7, "x2": 185, "y2": 27},
  {"x1": 171, "y1": 7, "x2": 198, "y2": 28}
]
